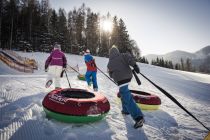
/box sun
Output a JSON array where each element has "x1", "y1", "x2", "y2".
[{"x1": 101, "y1": 19, "x2": 113, "y2": 33}]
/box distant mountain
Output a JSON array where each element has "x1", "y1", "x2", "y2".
[
  {"x1": 145, "y1": 50, "x2": 196, "y2": 64},
  {"x1": 195, "y1": 45, "x2": 210, "y2": 59},
  {"x1": 145, "y1": 46, "x2": 210, "y2": 63},
  {"x1": 144, "y1": 46, "x2": 210, "y2": 73}
]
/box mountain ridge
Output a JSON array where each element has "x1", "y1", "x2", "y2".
[
  {"x1": 144, "y1": 45, "x2": 210, "y2": 63},
  {"x1": 144, "y1": 45, "x2": 210, "y2": 73}
]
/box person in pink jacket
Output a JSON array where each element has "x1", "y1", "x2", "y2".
[{"x1": 45, "y1": 43, "x2": 67, "y2": 89}]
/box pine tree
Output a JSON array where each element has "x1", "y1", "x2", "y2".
[
  {"x1": 118, "y1": 18, "x2": 130, "y2": 53},
  {"x1": 67, "y1": 11, "x2": 74, "y2": 53},
  {"x1": 175, "y1": 63, "x2": 180, "y2": 70},
  {"x1": 1, "y1": 0, "x2": 18, "y2": 50},
  {"x1": 186, "y1": 58, "x2": 192, "y2": 71},
  {"x1": 169, "y1": 61, "x2": 174, "y2": 69},
  {"x1": 57, "y1": 8, "x2": 68, "y2": 51},
  {"x1": 39, "y1": 0, "x2": 51, "y2": 52},
  {"x1": 0, "y1": 1, "x2": 142, "y2": 56},
  {"x1": 98, "y1": 14, "x2": 109, "y2": 57},
  {"x1": 130, "y1": 40, "x2": 140, "y2": 59},
  {"x1": 49, "y1": 9, "x2": 58, "y2": 44},
  {"x1": 68, "y1": 8, "x2": 78, "y2": 53},
  {"x1": 145, "y1": 58, "x2": 149, "y2": 64},
  {"x1": 75, "y1": 4, "x2": 86, "y2": 53},
  {"x1": 180, "y1": 58, "x2": 184, "y2": 70},
  {"x1": 86, "y1": 9, "x2": 99, "y2": 55},
  {"x1": 111, "y1": 16, "x2": 119, "y2": 46}
]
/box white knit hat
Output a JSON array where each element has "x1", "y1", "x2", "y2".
[{"x1": 85, "y1": 49, "x2": 90, "y2": 53}]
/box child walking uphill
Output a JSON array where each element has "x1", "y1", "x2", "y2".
[
  {"x1": 107, "y1": 45, "x2": 144, "y2": 129},
  {"x1": 45, "y1": 43, "x2": 67, "y2": 89},
  {"x1": 84, "y1": 49, "x2": 98, "y2": 91}
]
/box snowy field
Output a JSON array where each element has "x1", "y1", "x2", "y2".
[{"x1": 0, "y1": 52, "x2": 210, "y2": 140}]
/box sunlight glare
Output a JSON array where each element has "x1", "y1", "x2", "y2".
[{"x1": 102, "y1": 20, "x2": 113, "y2": 33}]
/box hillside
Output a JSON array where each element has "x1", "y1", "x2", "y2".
[
  {"x1": 0, "y1": 52, "x2": 210, "y2": 140},
  {"x1": 144, "y1": 46, "x2": 210, "y2": 72}
]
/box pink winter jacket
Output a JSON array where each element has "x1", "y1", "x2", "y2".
[{"x1": 45, "y1": 49, "x2": 67, "y2": 69}]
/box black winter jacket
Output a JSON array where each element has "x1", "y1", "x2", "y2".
[{"x1": 107, "y1": 46, "x2": 137, "y2": 85}]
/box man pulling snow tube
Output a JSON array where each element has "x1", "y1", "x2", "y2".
[
  {"x1": 117, "y1": 90, "x2": 161, "y2": 110},
  {"x1": 42, "y1": 88, "x2": 110, "y2": 123}
]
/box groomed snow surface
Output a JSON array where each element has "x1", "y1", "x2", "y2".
[{"x1": 0, "y1": 52, "x2": 210, "y2": 140}]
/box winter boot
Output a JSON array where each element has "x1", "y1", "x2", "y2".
[
  {"x1": 45, "y1": 80, "x2": 53, "y2": 88},
  {"x1": 134, "y1": 116, "x2": 144, "y2": 129}
]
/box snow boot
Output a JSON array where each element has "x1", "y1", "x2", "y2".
[
  {"x1": 134, "y1": 116, "x2": 144, "y2": 129},
  {"x1": 45, "y1": 80, "x2": 53, "y2": 88}
]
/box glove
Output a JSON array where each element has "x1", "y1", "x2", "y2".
[
  {"x1": 60, "y1": 69, "x2": 65, "y2": 78},
  {"x1": 45, "y1": 65, "x2": 48, "y2": 72},
  {"x1": 133, "y1": 64, "x2": 140, "y2": 74},
  {"x1": 107, "y1": 68, "x2": 113, "y2": 78}
]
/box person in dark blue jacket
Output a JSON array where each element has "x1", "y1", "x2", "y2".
[{"x1": 84, "y1": 49, "x2": 98, "y2": 91}]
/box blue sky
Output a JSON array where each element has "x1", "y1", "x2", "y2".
[{"x1": 50, "y1": 0, "x2": 210, "y2": 55}]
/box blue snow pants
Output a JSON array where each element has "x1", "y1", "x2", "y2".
[
  {"x1": 119, "y1": 85, "x2": 143, "y2": 120},
  {"x1": 85, "y1": 71, "x2": 98, "y2": 89}
]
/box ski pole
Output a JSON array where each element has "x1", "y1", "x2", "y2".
[
  {"x1": 64, "y1": 70, "x2": 71, "y2": 88},
  {"x1": 132, "y1": 70, "x2": 141, "y2": 85},
  {"x1": 96, "y1": 67, "x2": 118, "y2": 85},
  {"x1": 67, "y1": 64, "x2": 81, "y2": 75},
  {"x1": 139, "y1": 72, "x2": 210, "y2": 132}
]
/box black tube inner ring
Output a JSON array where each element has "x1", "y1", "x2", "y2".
[{"x1": 60, "y1": 89, "x2": 95, "y2": 99}]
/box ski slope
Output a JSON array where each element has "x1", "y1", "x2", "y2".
[{"x1": 0, "y1": 52, "x2": 210, "y2": 140}]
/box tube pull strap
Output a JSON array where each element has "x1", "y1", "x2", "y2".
[{"x1": 140, "y1": 72, "x2": 210, "y2": 132}]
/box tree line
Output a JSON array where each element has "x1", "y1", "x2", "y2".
[
  {"x1": 0, "y1": 0, "x2": 140, "y2": 58},
  {"x1": 150, "y1": 57, "x2": 195, "y2": 72}
]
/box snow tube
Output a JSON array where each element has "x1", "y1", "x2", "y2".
[
  {"x1": 42, "y1": 88, "x2": 110, "y2": 123},
  {"x1": 204, "y1": 132, "x2": 210, "y2": 140},
  {"x1": 117, "y1": 90, "x2": 161, "y2": 110},
  {"x1": 77, "y1": 74, "x2": 86, "y2": 81}
]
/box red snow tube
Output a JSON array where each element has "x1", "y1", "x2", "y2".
[
  {"x1": 117, "y1": 90, "x2": 161, "y2": 110},
  {"x1": 42, "y1": 88, "x2": 110, "y2": 123}
]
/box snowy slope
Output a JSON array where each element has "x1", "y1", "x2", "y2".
[{"x1": 0, "y1": 52, "x2": 210, "y2": 140}]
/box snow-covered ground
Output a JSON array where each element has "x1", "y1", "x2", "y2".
[{"x1": 0, "y1": 52, "x2": 210, "y2": 140}]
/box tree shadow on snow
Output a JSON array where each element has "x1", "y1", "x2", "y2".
[
  {"x1": 122, "y1": 110, "x2": 178, "y2": 140},
  {"x1": 9, "y1": 114, "x2": 113, "y2": 140},
  {"x1": 1, "y1": 91, "x2": 113, "y2": 140},
  {"x1": 0, "y1": 92, "x2": 45, "y2": 129},
  {"x1": 143, "y1": 110, "x2": 178, "y2": 139},
  {"x1": 122, "y1": 115, "x2": 149, "y2": 140}
]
